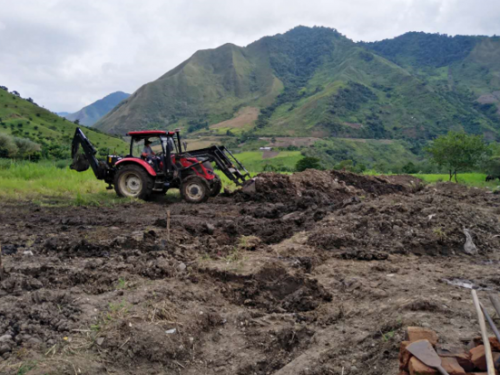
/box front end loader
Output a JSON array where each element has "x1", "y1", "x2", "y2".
[{"x1": 70, "y1": 127, "x2": 252, "y2": 203}]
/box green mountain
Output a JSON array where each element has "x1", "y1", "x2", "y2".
[
  {"x1": 0, "y1": 89, "x2": 128, "y2": 159},
  {"x1": 64, "y1": 91, "x2": 130, "y2": 127},
  {"x1": 94, "y1": 27, "x2": 500, "y2": 168}
]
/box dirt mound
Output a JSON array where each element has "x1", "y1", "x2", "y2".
[
  {"x1": 308, "y1": 192, "x2": 500, "y2": 256},
  {"x1": 331, "y1": 170, "x2": 418, "y2": 195},
  {"x1": 234, "y1": 170, "x2": 417, "y2": 206},
  {"x1": 290, "y1": 169, "x2": 360, "y2": 200}
]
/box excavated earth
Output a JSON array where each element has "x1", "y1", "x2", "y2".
[{"x1": 1, "y1": 170, "x2": 500, "y2": 374}]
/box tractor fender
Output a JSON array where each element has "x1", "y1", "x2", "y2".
[{"x1": 115, "y1": 158, "x2": 157, "y2": 177}]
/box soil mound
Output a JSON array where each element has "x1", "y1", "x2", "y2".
[
  {"x1": 234, "y1": 170, "x2": 417, "y2": 205},
  {"x1": 308, "y1": 192, "x2": 500, "y2": 256},
  {"x1": 331, "y1": 171, "x2": 419, "y2": 195}
]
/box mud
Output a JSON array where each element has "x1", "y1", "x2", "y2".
[{"x1": 1, "y1": 171, "x2": 500, "y2": 374}]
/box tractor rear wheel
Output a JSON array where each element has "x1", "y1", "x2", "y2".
[
  {"x1": 181, "y1": 175, "x2": 209, "y2": 204},
  {"x1": 210, "y1": 174, "x2": 222, "y2": 197},
  {"x1": 114, "y1": 165, "x2": 153, "y2": 200}
]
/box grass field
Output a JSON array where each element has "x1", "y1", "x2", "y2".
[
  {"x1": 234, "y1": 151, "x2": 302, "y2": 171},
  {"x1": 414, "y1": 173, "x2": 500, "y2": 189},
  {"x1": 0, "y1": 160, "x2": 131, "y2": 206}
]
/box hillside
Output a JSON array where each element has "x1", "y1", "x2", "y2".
[
  {"x1": 93, "y1": 27, "x2": 500, "y2": 168},
  {"x1": 63, "y1": 91, "x2": 130, "y2": 127},
  {"x1": 0, "y1": 89, "x2": 128, "y2": 159}
]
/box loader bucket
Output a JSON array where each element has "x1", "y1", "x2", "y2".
[{"x1": 241, "y1": 178, "x2": 257, "y2": 193}]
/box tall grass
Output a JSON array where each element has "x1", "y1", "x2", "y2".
[{"x1": 0, "y1": 160, "x2": 128, "y2": 205}]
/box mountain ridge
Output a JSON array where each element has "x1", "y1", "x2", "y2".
[
  {"x1": 64, "y1": 91, "x2": 130, "y2": 126},
  {"x1": 94, "y1": 26, "x2": 500, "y2": 148}
]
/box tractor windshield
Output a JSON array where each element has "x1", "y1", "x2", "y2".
[{"x1": 161, "y1": 137, "x2": 177, "y2": 154}]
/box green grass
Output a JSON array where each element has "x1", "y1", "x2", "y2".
[
  {"x1": 414, "y1": 172, "x2": 500, "y2": 189},
  {"x1": 0, "y1": 160, "x2": 136, "y2": 205},
  {"x1": 233, "y1": 151, "x2": 302, "y2": 171}
]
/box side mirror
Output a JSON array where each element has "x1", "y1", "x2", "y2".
[{"x1": 183, "y1": 141, "x2": 188, "y2": 152}]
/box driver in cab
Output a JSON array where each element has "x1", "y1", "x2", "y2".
[{"x1": 141, "y1": 139, "x2": 155, "y2": 159}]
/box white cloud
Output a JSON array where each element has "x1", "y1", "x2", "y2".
[{"x1": 0, "y1": 0, "x2": 499, "y2": 112}]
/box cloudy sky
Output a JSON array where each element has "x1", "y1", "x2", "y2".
[{"x1": 1, "y1": 0, "x2": 499, "y2": 112}]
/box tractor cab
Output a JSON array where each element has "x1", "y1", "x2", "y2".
[{"x1": 127, "y1": 130, "x2": 182, "y2": 176}]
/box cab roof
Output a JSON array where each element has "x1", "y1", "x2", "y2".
[{"x1": 127, "y1": 130, "x2": 175, "y2": 138}]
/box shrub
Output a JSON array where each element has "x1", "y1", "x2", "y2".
[{"x1": 296, "y1": 157, "x2": 321, "y2": 172}]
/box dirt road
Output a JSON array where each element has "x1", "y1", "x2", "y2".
[{"x1": 1, "y1": 171, "x2": 500, "y2": 374}]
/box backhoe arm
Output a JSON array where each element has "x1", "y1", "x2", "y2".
[{"x1": 70, "y1": 127, "x2": 106, "y2": 179}]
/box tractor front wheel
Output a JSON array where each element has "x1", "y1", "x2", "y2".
[
  {"x1": 114, "y1": 165, "x2": 153, "y2": 200},
  {"x1": 181, "y1": 175, "x2": 210, "y2": 204}
]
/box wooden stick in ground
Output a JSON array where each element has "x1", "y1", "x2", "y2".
[
  {"x1": 488, "y1": 292, "x2": 500, "y2": 318},
  {"x1": 167, "y1": 210, "x2": 171, "y2": 241},
  {"x1": 481, "y1": 303, "x2": 500, "y2": 344},
  {"x1": 472, "y1": 289, "x2": 496, "y2": 375}
]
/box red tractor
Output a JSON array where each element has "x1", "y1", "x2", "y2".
[{"x1": 71, "y1": 128, "x2": 251, "y2": 203}]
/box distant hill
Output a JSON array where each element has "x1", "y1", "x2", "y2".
[
  {"x1": 0, "y1": 89, "x2": 128, "y2": 159},
  {"x1": 64, "y1": 91, "x2": 130, "y2": 127},
  {"x1": 92, "y1": 27, "x2": 500, "y2": 168},
  {"x1": 57, "y1": 111, "x2": 70, "y2": 117}
]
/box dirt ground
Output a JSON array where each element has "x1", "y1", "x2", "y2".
[{"x1": 1, "y1": 170, "x2": 500, "y2": 375}]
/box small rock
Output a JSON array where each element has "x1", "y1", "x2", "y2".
[
  {"x1": 177, "y1": 262, "x2": 187, "y2": 272},
  {"x1": 463, "y1": 228, "x2": 478, "y2": 255},
  {"x1": 0, "y1": 344, "x2": 11, "y2": 355},
  {"x1": 23, "y1": 250, "x2": 34, "y2": 256},
  {"x1": 96, "y1": 337, "x2": 104, "y2": 346},
  {"x1": 205, "y1": 223, "x2": 215, "y2": 235},
  {"x1": 165, "y1": 328, "x2": 176, "y2": 334},
  {"x1": 1, "y1": 245, "x2": 17, "y2": 255},
  {"x1": 0, "y1": 335, "x2": 12, "y2": 343},
  {"x1": 114, "y1": 236, "x2": 127, "y2": 245}
]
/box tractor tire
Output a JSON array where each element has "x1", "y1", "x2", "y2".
[
  {"x1": 210, "y1": 174, "x2": 222, "y2": 197},
  {"x1": 114, "y1": 164, "x2": 154, "y2": 200},
  {"x1": 181, "y1": 175, "x2": 210, "y2": 204}
]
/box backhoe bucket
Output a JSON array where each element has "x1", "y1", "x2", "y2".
[
  {"x1": 70, "y1": 147, "x2": 90, "y2": 172},
  {"x1": 70, "y1": 127, "x2": 107, "y2": 179}
]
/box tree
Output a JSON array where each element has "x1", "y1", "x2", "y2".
[
  {"x1": 74, "y1": 119, "x2": 80, "y2": 125},
  {"x1": 296, "y1": 157, "x2": 321, "y2": 172},
  {"x1": 14, "y1": 137, "x2": 41, "y2": 160},
  {"x1": 334, "y1": 159, "x2": 354, "y2": 171},
  {"x1": 402, "y1": 161, "x2": 419, "y2": 174},
  {"x1": 0, "y1": 133, "x2": 18, "y2": 158},
  {"x1": 425, "y1": 131, "x2": 489, "y2": 182}
]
